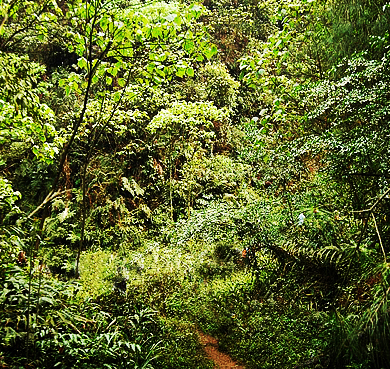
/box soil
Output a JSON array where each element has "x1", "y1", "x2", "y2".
[{"x1": 198, "y1": 331, "x2": 245, "y2": 369}]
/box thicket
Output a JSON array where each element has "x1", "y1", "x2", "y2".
[{"x1": 1, "y1": 0, "x2": 390, "y2": 368}]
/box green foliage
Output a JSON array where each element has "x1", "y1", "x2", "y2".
[
  {"x1": 123, "y1": 83, "x2": 175, "y2": 118},
  {"x1": 202, "y1": 0, "x2": 274, "y2": 63},
  {"x1": 133, "y1": 1, "x2": 180, "y2": 22},
  {"x1": 170, "y1": 200, "x2": 238, "y2": 245},
  {"x1": 147, "y1": 100, "x2": 230, "y2": 218},
  {"x1": 0, "y1": 0, "x2": 61, "y2": 52},
  {"x1": 2, "y1": 0, "x2": 390, "y2": 367},
  {"x1": 178, "y1": 153, "x2": 251, "y2": 209},
  {"x1": 329, "y1": 263, "x2": 390, "y2": 368},
  {"x1": 0, "y1": 52, "x2": 60, "y2": 163},
  {"x1": 237, "y1": 116, "x2": 273, "y2": 169},
  {"x1": 148, "y1": 101, "x2": 228, "y2": 153},
  {"x1": 326, "y1": 0, "x2": 390, "y2": 62},
  {"x1": 156, "y1": 318, "x2": 213, "y2": 369},
  {"x1": 44, "y1": 197, "x2": 79, "y2": 249},
  {"x1": 184, "y1": 62, "x2": 240, "y2": 109},
  {"x1": 302, "y1": 50, "x2": 390, "y2": 218},
  {"x1": 42, "y1": 67, "x2": 80, "y2": 120},
  {"x1": 35, "y1": 304, "x2": 163, "y2": 369},
  {"x1": 0, "y1": 262, "x2": 164, "y2": 368},
  {"x1": 61, "y1": 0, "x2": 215, "y2": 95},
  {"x1": 0, "y1": 178, "x2": 21, "y2": 217},
  {"x1": 239, "y1": 0, "x2": 321, "y2": 84},
  {"x1": 78, "y1": 250, "x2": 116, "y2": 299},
  {"x1": 239, "y1": 0, "x2": 390, "y2": 90},
  {"x1": 0, "y1": 264, "x2": 78, "y2": 364},
  {"x1": 0, "y1": 178, "x2": 24, "y2": 265}
]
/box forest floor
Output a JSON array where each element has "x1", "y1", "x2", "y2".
[{"x1": 198, "y1": 331, "x2": 245, "y2": 369}]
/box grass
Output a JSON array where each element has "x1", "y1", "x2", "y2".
[
  {"x1": 75, "y1": 238, "x2": 333, "y2": 368},
  {"x1": 78, "y1": 249, "x2": 117, "y2": 299}
]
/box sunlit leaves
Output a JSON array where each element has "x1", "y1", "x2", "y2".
[
  {"x1": 184, "y1": 39, "x2": 195, "y2": 54},
  {"x1": 151, "y1": 26, "x2": 163, "y2": 39},
  {"x1": 0, "y1": 0, "x2": 61, "y2": 49},
  {"x1": 59, "y1": 72, "x2": 83, "y2": 96},
  {"x1": 77, "y1": 57, "x2": 88, "y2": 70},
  {"x1": 0, "y1": 177, "x2": 21, "y2": 212},
  {"x1": 188, "y1": 3, "x2": 204, "y2": 20},
  {"x1": 147, "y1": 101, "x2": 229, "y2": 157},
  {"x1": 63, "y1": 0, "x2": 216, "y2": 99},
  {"x1": 0, "y1": 52, "x2": 61, "y2": 163},
  {"x1": 204, "y1": 45, "x2": 218, "y2": 60},
  {"x1": 176, "y1": 68, "x2": 186, "y2": 78}
]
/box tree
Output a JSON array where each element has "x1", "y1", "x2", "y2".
[{"x1": 147, "y1": 101, "x2": 229, "y2": 219}]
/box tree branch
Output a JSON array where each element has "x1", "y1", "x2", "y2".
[
  {"x1": 352, "y1": 187, "x2": 390, "y2": 253},
  {"x1": 27, "y1": 189, "x2": 71, "y2": 219},
  {"x1": 371, "y1": 213, "x2": 386, "y2": 263},
  {"x1": 352, "y1": 187, "x2": 390, "y2": 215}
]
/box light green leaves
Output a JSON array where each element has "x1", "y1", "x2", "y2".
[
  {"x1": 59, "y1": 72, "x2": 83, "y2": 97},
  {"x1": 0, "y1": 0, "x2": 60, "y2": 47},
  {"x1": 117, "y1": 78, "x2": 126, "y2": 87},
  {"x1": 204, "y1": 45, "x2": 218, "y2": 60},
  {"x1": 0, "y1": 177, "x2": 21, "y2": 209},
  {"x1": 176, "y1": 68, "x2": 186, "y2": 78},
  {"x1": 188, "y1": 3, "x2": 204, "y2": 20},
  {"x1": 77, "y1": 57, "x2": 88, "y2": 70},
  {"x1": 151, "y1": 26, "x2": 163, "y2": 39},
  {"x1": 0, "y1": 52, "x2": 61, "y2": 163},
  {"x1": 63, "y1": 0, "x2": 217, "y2": 96},
  {"x1": 165, "y1": 13, "x2": 177, "y2": 22},
  {"x1": 147, "y1": 101, "x2": 228, "y2": 156},
  {"x1": 184, "y1": 39, "x2": 195, "y2": 54}
]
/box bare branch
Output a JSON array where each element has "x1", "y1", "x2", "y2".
[
  {"x1": 27, "y1": 189, "x2": 71, "y2": 219},
  {"x1": 351, "y1": 187, "x2": 390, "y2": 214},
  {"x1": 371, "y1": 213, "x2": 386, "y2": 263}
]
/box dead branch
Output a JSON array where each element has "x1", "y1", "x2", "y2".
[
  {"x1": 352, "y1": 187, "x2": 390, "y2": 214},
  {"x1": 371, "y1": 213, "x2": 386, "y2": 263},
  {"x1": 27, "y1": 189, "x2": 72, "y2": 219}
]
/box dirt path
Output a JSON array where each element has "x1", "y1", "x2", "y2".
[{"x1": 198, "y1": 331, "x2": 245, "y2": 369}]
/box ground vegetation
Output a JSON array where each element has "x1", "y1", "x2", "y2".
[{"x1": 1, "y1": 0, "x2": 390, "y2": 367}]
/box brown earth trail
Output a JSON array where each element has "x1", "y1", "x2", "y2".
[{"x1": 198, "y1": 331, "x2": 245, "y2": 369}]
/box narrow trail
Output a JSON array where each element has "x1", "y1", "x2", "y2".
[{"x1": 198, "y1": 331, "x2": 245, "y2": 369}]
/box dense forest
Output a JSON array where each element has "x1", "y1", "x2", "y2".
[{"x1": 1, "y1": 0, "x2": 390, "y2": 367}]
